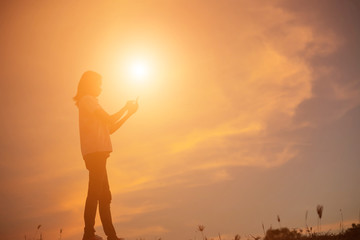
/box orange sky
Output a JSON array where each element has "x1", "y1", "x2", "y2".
[{"x1": 1, "y1": 1, "x2": 360, "y2": 240}]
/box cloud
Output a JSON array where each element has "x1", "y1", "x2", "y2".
[
  {"x1": 151, "y1": 7, "x2": 317, "y2": 171},
  {"x1": 96, "y1": 0, "x2": 344, "y2": 197}
]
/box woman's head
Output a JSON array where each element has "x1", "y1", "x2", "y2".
[{"x1": 73, "y1": 71, "x2": 102, "y2": 105}]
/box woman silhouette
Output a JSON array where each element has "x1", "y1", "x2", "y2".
[{"x1": 74, "y1": 71, "x2": 138, "y2": 240}]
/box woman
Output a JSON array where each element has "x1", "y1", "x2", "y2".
[{"x1": 74, "y1": 71, "x2": 138, "y2": 240}]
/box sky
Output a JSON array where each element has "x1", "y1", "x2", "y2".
[{"x1": 0, "y1": 0, "x2": 360, "y2": 239}]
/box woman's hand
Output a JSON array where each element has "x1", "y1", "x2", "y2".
[
  {"x1": 109, "y1": 98, "x2": 139, "y2": 134},
  {"x1": 126, "y1": 100, "x2": 134, "y2": 108},
  {"x1": 127, "y1": 99, "x2": 138, "y2": 115}
]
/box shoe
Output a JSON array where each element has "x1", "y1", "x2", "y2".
[{"x1": 83, "y1": 235, "x2": 104, "y2": 240}]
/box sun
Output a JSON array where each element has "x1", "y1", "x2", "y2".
[
  {"x1": 112, "y1": 53, "x2": 158, "y2": 94},
  {"x1": 128, "y1": 60, "x2": 150, "y2": 84}
]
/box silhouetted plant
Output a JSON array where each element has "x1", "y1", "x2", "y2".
[
  {"x1": 277, "y1": 215, "x2": 281, "y2": 228},
  {"x1": 198, "y1": 225, "x2": 206, "y2": 240},
  {"x1": 343, "y1": 223, "x2": 360, "y2": 239},
  {"x1": 59, "y1": 228, "x2": 63, "y2": 240},
  {"x1": 317, "y1": 205, "x2": 324, "y2": 232},
  {"x1": 33, "y1": 224, "x2": 42, "y2": 240},
  {"x1": 264, "y1": 227, "x2": 301, "y2": 240},
  {"x1": 262, "y1": 222, "x2": 266, "y2": 236},
  {"x1": 340, "y1": 209, "x2": 344, "y2": 233},
  {"x1": 249, "y1": 234, "x2": 260, "y2": 240},
  {"x1": 305, "y1": 210, "x2": 314, "y2": 237}
]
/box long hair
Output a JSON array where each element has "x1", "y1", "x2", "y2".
[{"x1": 73, "y1": 71, "x2": 102, "y2": 106}]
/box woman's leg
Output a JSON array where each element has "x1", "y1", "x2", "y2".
[
  {"x1": 83, "y1": 153, "x2": 108, "y2": 239},
  {"x1": 99, "y1": 171, "x2": 117, "y2": 239}
]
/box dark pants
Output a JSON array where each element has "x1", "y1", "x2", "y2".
[{"x1": 83, "y1": 152, "x2": 117, "y2": 240}]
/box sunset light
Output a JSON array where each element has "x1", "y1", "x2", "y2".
[
  {"x1": 1, "y1": 1, "x2": 360, "y2": 240},
  {"x1": 128, "y1": 60, "x2": 150, "y2": 84}
]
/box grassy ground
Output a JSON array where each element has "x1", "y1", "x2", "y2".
[
  {"x1": 26, "y1": 223, "x2": 360, "y2": 240},
  {"x1": 262, "y1": 223, "x2": 360, "y2": 240}
]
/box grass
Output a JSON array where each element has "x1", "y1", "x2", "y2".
[
  {"x1": 195, "y1": 224, "x2": 360, "y2": 240},
  {"x1": 263, "y1": 224, "x2": 360, "y2": 240},
  {"x1": 25, "y1": 223, "x2": 360, "y2": 240},
  {"x1": 25, "y1": 205, "x2": 360, "y2": 240}
]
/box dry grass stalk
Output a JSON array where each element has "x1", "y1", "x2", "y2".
[
  {"x1": 198, "y1": 225, "x2": 206, "y2": 240},
  {"x1": 277, "y1": 215, "x2": 281, "y2": 228},
  {"x1": 316, "y1": 205, "x2": 324, "y2": 232},
  {"x1": 262, "y1": 222, "x2": 265, "y2": 236},
  {"x1": 33, "y1": 224, "x2": 42, "y2": 240},
  {"x1": 249, "y1": 234, "x2": 260, "y2": 240},
  {"x1": 59, "y1": 228, "x2": 63, "y2": 240},
  {"x1": 340, "y1": 209, "x2": 344, "y2": 233}
]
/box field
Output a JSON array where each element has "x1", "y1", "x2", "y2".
[{"x1": 26, "y1": 223, "x2": 360, "y2": 240}]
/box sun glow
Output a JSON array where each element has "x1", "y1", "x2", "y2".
[
  {"x1": 110, "y1": 49, "x2": 166, "y2": 98},
  {"x1": 128, "y1": 59, "x2": 150, "y2": 85}
]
